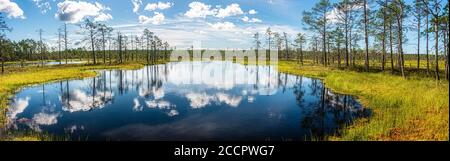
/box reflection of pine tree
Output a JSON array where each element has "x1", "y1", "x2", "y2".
[
  {"x1": 164, "y1": 63, "x2": 168, "y2": 82},
  {"x1": 293, "y1": 76, "x2": 305, "y2": 109},
  {"x1": 92, "y1": 77, "x2": 96, "y2": 108},
  {"x1": 66, "y1": 81, "x2": 70, "y2": 109},
  {"x1": 41, "y1": 84, "x2": 46, "y2": 108},
  {"x1": 277, "y1": 71, "x2": 281, "y2": 89},
  {"x1": 102, "y1": 71, "x2": 107, "y2": 103},
  {"x1": 119, "y1": 70, "x2": 123, "y2": 95},
  {"x1": 283, "y1": 73, "x2": 288, "y2": 93},
  {"x1": 109, "y1": 70, "x2": 113, "y2": 104},
  {"x1": 124, "y1": 70, "x2": 129, "y2": 93},
  {"x1": 296, "y1": 78, "x2": 370, "y2": 140},
  {"x1": 253, "y1": 65, "x2": 259, "y2": 90},
  {"x1": 308, "y1": 79, "x2": 319, "y2": 96},
  {"x1": 146, "y1": 66, "x2": 150, "y2": 98}
]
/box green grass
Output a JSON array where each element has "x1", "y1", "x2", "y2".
[
  {"x1": 277, "y1": 61, "x2": 448, "y2": 141},
  {"x1": 0, "y1": 130, "x2": 70, "y2": 141}
]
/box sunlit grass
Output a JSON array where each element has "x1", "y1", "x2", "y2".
[
  {"x1": 0, "y1": 130, "x2": 68, "y2": 141},
  {"x1": 277, "y1": 61, "x2": 449, "y2": 141},
  {"x1": 351, "y1": 59, "x2": 446, "y2": 71}
]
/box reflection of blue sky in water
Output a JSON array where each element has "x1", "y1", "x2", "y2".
[{"x1": 4, "y1": 61, "x2": 370, "y2": 141}]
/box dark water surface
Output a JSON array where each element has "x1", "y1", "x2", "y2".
[{"x1": 5, "y1": 61, "x2": 369, "y2": 141}]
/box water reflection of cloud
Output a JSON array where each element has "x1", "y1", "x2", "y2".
[
  {"x1": 165, "y1": 62, "x2": 280, "y2": 93},
  {"x1": 133, "y1": 98, "x2": 143, "y2": 111},
  {"x1": 145, "y1": 100, "x2": 175, "y2": 109},
  {"x1": 6, "y1": 97, "x2": 63, "y2": 132},
  {"x1": 249, "y1": 89, "x2": 258, "y2": 95},
  {"x1": 241, "y1": 90, "x2": 248, "y2": 96},
  {"x1": 143, "y1": 97, "x2": 179, "y2": 117},
  {"x1": 216, "y1": 93, "x2": 242, "y2": 107},
  {"x1": 7, "y1": 97, "x2": 30, "y2": 121},
  {"x1": 154, "y1": 88, "x2": 165, "y2": 100},
  {"x1": 206, "y1": 81, "x2": 236, "y2": 90},
  {"x1": 185, "y1": 92, "x2": 243, "y2": 108},
  {"x1": 16, "y1": 112, "x2": 61, "y2": 132},
  {"x1": 247, "y1": 96, "x2": 255, "y2": 103},
  {"x1": 62, "y1": 89, "x2": 113, "y2": 112},
  {"x1": 168, "y1": 110, "x2": 179, "y2": 117},
  {"x1": 257, "y1": 86, "x2": 278, "y2": 95},
  {"x1": 138, "y1": 88, "x2": 152, "y2": 97},
  {"x1": 64, "y1": 125, "x2": 85, "y2": 134},
  {"x1": 138, "y1": 80, "x2": 177, "y2": 116},
  {"x1": 138, "y1": 87, "x2": 165, "y2": 99},
  {"x1": 186, "y1": 92, "x2": 215, "y2": 109},
  {"x1": 32, "y1": 112, "x2": 60, "y2": 125}
]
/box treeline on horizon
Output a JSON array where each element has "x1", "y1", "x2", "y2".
[
  {"x1": 0, "y1": 17, "x2": 171, "y2": 72},
  {"x1": 0, "y1": 0, "x2": 448, "y2": 81}
]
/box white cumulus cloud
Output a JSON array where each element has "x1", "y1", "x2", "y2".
[
  {"x1": 216, "y1": 3, "x2": 243, "y2": 18},
  {"x1": 131, "y1": 0, "x2": 142, "y2": 13},
  {"x1": 33, "y1": 0, "x2": 51, "y2": 14},
  {"x1": 184, "y1": 1, "x2": 217, "y2": 18},
  {"x1": 208, "y1": 22, "x2": 235, "y2": 31},
  {"x1": 249, "y1": 18, "x2": 262, "y2": 23},
  {"x1": 144, "y1": 1, "x2": 174, "y2": 11},
  {"x1": 94, "y1": 13, "x2": 113, "y2": 22},
  {"x1": 138, "y1": 15, "x2": 150, "y2": 23},
  {"x1": 139, "y1": 12, "x2": 165, "y2": 25},
  {"x1": 242, "y1": 16, "x2": 249, "y2": 22},
  {"x1": 55, "y1": 1, "x2": 112, "y2": 23},
  {"x1": 242, "y1": 16, "x2": 262, "y2": 23},
  {"x1": 248, "y1": 9, "x2": 257, "y2": 15},
  {"x1": 0, "y1": 0, "x2": 25, "y2": 19}
]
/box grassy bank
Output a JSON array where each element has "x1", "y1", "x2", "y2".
[{"x1": 277, "y1": 61, "x2": 449, "y2": 140}]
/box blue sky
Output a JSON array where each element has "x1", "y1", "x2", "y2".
[{"x1": 0, "y1": 0, "x2": 445, "y2": 53}]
